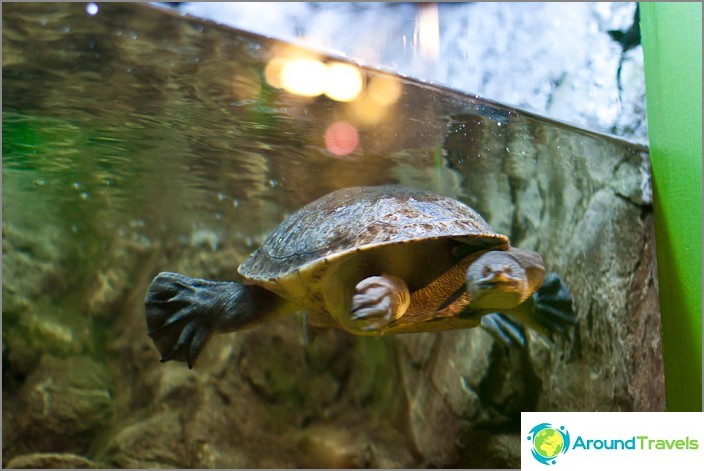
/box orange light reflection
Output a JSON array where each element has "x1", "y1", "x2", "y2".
[{"x1": 324, "y1": 121, "x2": 359, "y2": 156}]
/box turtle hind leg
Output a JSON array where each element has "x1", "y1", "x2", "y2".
[
  {"x1": 145, "y1": 272, "x2": 287, "y2": 368},
  {"x1": 480, "y1": 313, "x2": 527, "y2": 347},
  {"x1": 491, "y1": 272, "x2": 576, "y2": 343},
  {"x1": 531, "y1": 272, "x2": 577, "y2": 336}
]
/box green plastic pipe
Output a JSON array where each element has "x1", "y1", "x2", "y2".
[{"x1": 640, "y1": 2, "x2": 702, "y2": 411}]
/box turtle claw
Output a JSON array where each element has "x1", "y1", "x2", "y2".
[
  {"x1": 480, "y1": 313, "x2": 527, "y2": 347},
  {"x1": 349, "y1": 275, "x2": 410, "y2": 330},
  {"x1": 156, "y1": 319, "x2": 212, "y2": 369}
]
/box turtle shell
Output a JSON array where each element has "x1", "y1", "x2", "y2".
[{"x1": 238, "y1": 185, "x2": 508, "y2": 286}]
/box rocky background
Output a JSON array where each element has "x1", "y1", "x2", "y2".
[{"x1": 3, "y1": 2, "x2": 663, "y2": 469}]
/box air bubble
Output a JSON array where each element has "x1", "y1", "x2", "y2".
[{"x1": 86, "y1": 3, "x2": 98, "y2": 16}]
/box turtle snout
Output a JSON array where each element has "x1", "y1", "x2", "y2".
[{"x1": 466, "y1": 251, "x2": 529, "y2": 309}]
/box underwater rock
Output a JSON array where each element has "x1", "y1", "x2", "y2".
[
  {"x1": 6, "y1": 356, "x2": 113, "y2": 457},
  {"x1": 442, "y1": 113, "x2": 663, "y2": 415},
  {"x1": 297, "y1": 422, "x2": 415, "y2": 468},
  {"x1": 458, "y1": 431, "x2": 521, "y2": 469},
  {"x1": 100, "y1": 412, "x2": 186, "y2": 468},
  {"x1": 1, "y1": 224, "x2": 62, "y2": 316},
  {"x1": 386, "y1": 107, "x2": 664, "y2": 466},
  {"x1": 4, "y1": 452, "x2": 97, "y2": 469},
  {"x1": 297, "y1": 423, "x2": 376, "y2": 468},
  {"x1": 397, "y1": 328, "x2": 538, "y2": 466},
  {"x1": 1, "y1": 223, "x2": 82, "y2": 376}
]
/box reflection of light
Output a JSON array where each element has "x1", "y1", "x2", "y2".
[
  {"x1": 280, "y1": 58, "x2": 327, "y2": 97},
  {"x1": 349, "y1": 97, "x2": 388, "y2": 125},
  {"x1": 324, "y1": 62, "x2": 364, "y2": 102},
  {"x1": 348, "y1": 75, "x2": 402, "y2": 125},
  {"x1": 266, "y1": 55, "x2": 366, "y2": 102},
  {"x1": 367, "y1": 75, "x2": 402, "y2": 107},
  {"x1": 416, "y1": 3, "x2": 440, "y2": 60},
  {"x1": 324, "y1": 121, "x2": 359, "y2": 156},
  {"x1": 264, "y1": 56, "x2": 287, "y2": 89}
]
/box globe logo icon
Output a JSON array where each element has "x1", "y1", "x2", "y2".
[{"x1": 527, "y1": 423, "x2": 570, "y2": 465}]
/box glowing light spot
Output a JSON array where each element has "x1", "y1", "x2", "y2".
[
  {"x1": 267, "y1": 54, "x2": 368, "y2": 101},
  {"x1": 324, "y1": 121, "x2": 359, "y2": 156},
  {"x1": 367, "y1": 75, "x2": 402, "y2": 107},
  {"x1": 280, "y1": 58, "x2": 327, "y2": 97},
  {"x1": 415, "y1": 3, "x2": 440, "y2": 60},
  {"x1": 264, "y1": 56, "x2": 287, "y2": 89},
  {"x1": 349, "y1": 97, "x2": 388, "y2": 125},
  {"x1": 86, "y1": 3, "x2": 99, "y2": 16},
  {"x1": 324, "y1": 62, "x2": 364, "y2": 102}
]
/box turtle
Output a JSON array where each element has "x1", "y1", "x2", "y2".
[{"x1": 145, "y1": 185, "x2": 575, "y2": 368}]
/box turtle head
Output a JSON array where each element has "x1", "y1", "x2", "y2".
[{"x1": 466, "y1": 251, "x2": 532, "y2": 310}]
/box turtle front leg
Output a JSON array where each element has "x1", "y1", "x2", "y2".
[
  {"x1": 145, "y1": 272, "x2": 292, "y2": 368},
  {"x1": 350, "y1": 274, "x2": 410, "y2": 331}
]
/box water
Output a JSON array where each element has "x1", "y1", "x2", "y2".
[
  {"x1": 178, "y1": 2, "x2": 647, "y2": 143},
  {"x1": 2, "y1": 3, "x2": 663, "y2": 468}
]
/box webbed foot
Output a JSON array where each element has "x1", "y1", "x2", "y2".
[
  {"x1": 480, "y1": 313, "x2": 527, "y2": 347},
  {"x1": 532, "y1": 272, "x2": 577, "y2": 336},
  {"x1": 145, "y1": 272, "x2": 243, "y2": 368},
  {"x1": 350, "y1": 275, "x2": 410, "y2": 331}
]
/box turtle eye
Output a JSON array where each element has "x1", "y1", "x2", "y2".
[
  {"x1": 503, "y1": 264, "x2": 512, "y2": 275},
  {"x1": 482, "y1": 266, "x2": 492, "y2": 277}
]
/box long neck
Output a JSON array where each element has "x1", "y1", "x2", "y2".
[{"x1": 401, "y1": 251, "x2": 485, "y2": 323}]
